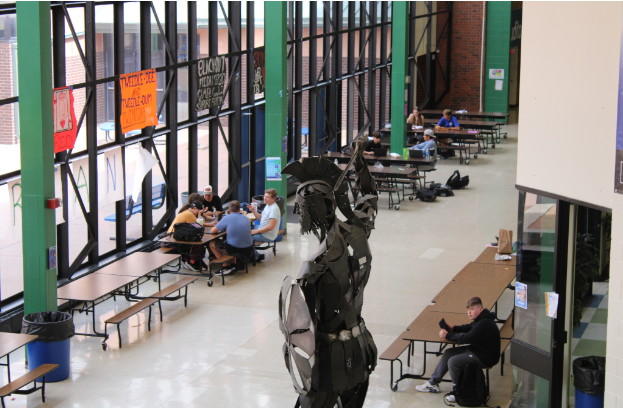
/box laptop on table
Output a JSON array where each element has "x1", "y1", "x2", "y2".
[{"x1": 373, "y1": 148, "x2": 388, "y2": 157}]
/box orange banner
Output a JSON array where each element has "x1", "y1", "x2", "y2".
[{"x1": 119, "y1": 68, "x2": 158, "y2": 134}]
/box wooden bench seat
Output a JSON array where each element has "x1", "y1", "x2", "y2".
[
  {"x1": 0, "y1": 364, "x2": 59, "y2": 408},
  {"x1": 379, "y1": 331, "x2": 413, "y2": 391},
  {"x1": 102, "y1": 277, "x2": 197, "y2": 349}
]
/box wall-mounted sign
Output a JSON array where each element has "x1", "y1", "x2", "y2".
[
  {"x1": 119, "y1": 68, "x2": 158, "y2": 134},
  {"x1": 253, "y1": 47, "x2": 265, "y2": 94},
  {"x1": 53, "y1": 87, "x2": 78, "y2": 153},
  {"x1": 515, "y1": 282, "x2": 528, "y2": 309},
  {"x1": 196, "y1": 55, "x2": 227, "y2": 111},
  {"x1": 266, "y1": 157, "x2": 282, "y2": 181},
  {"x1": 489, "y1": 69, "x2": 504, "y2": 80}
]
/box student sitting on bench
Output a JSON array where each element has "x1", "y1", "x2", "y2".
[
  {"x1": 409, "y1": 129, "x2": 436, "y2": 157},
  {"x1": 363, "y1": 131, "x2": 383, "y2": 155},
  {"x1": 210, "y1": 200, "x2": 254, "y2": 275},
  {"x1": 415, "y1": 297, "x2": 500, "y2": 403}
]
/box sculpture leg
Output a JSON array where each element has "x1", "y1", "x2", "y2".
[{"x1": 338, "y1": 379, "x2": 370, "y2": 408}]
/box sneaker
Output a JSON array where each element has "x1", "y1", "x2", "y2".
[
  {"x1": 415, "y1": 381, "x2": 440, "y2": 393},
  {"x1": 257, "y1": 254, "x2": 265, "y2": 262},
  {"x1": 181, "y1": 261, "x2": 191, "y2": 270},
  {"x1": 221, "y1": 266, "x2": 237, "y2": 276},
  {"x1": 184, "y1": 262, "x2": 199, "y2": 272},
  {"x1": 446, "y1": 395, "x2": 455, "y2": 403}
]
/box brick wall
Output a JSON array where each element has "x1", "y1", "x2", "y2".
[{"x1": 417, "y1": 1, "x2": 485, "y2": 112}]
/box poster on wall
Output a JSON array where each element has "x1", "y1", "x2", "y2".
[
  {"x1": 266, "y1": 157, "x2": 282, "y2": 181},
  {"x1": 515, "y1": 282, "x2": 528, "y2": 309},
  {"x1": 195, "y1": 55, "x2": 227, "y2": 111},
  {"x1": 119, "y1": 68, "x2": 159, "y2": 134},
  {"x1": 615, "y1": 10, "x2": 623, "y2": 194},
  {"x1": 53, "y1": 87, "x2": 78, "y2": 153},
  {"x1": 489, "y1": 69, "x2": 504, "y2": 80},
  {"x1": 103, "y1": 147, "x2": 126, "y2": 205},
  {"x1": 253, "y1": 47, "x2": 265, "y2": 94}
]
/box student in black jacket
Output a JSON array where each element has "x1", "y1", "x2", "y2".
[{"x1": 416, "y1": 297, "x2": 500, "y2": 403}]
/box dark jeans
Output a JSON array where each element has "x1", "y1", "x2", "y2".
[{"x1": 429, "y1": 346, "x2": 485, "y2": 385}]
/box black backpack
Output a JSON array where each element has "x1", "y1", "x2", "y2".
[
  {"x1": 430, "y1": 183, "x2": 454, "y2": 197},
  {"x1": 416, "y1": 188, "x2": 437, "y2": 202},
  {"x1": 172, "y1": 222, "x2": 205, "y2": 242},
  {"x1": 444, "y1": 363, "x2": 489, "y2": 407},
  {"x1": 446, "y1": 170, "x2": 470, "y2": 190}
]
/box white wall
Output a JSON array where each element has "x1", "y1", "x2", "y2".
[{"x1": 516, "y1": 2, "x2": 621, "y2": 211}]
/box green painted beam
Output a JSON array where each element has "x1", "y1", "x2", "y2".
[
  {"x1": 16, "y1": 1, "x2": 57, "y2": 314},
  {"x1": 390, "y1": 1, "x2": 409, "y2": 154},
  {"x1": 484, "y1": 2, "x2": 511, "y2": 113},
  {"x1": 264, "y1": 1, "x2": 287, "y2": 225}
]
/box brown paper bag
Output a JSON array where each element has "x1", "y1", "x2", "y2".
[{"x1": 498, "y1": 229, "x2": 513, "y2": 254}]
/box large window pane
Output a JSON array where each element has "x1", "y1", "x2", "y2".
[{"x1": 0, "y1": 14, "x2": 18, "y2": 100}]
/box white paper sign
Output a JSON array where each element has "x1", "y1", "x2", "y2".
[
  {"x1": 104, "y1": 147, "x2": 125, "y2": 205},
  {"x1": 489, "y1": 68, "x2": 504, "y2": 79},
  {"x1": 545, "y1": 292, "x2": 559, "y2": 318},
  {"x1": 54, "y1": 165, "x2": 64, "y2": 224},
  {"x1": 495, "y1": 80, "x2": 504, "y2": 91},
  {"x1": 8, "y1": 178, "x2": 22, "y2": 242},
  {"x1": 132, "y1": 147, "x2": 159, "y2": 201},
  {"x1": 71, "y1": 157, "x2": 90, "y2": 216},
  {"x1": 515, "y1": 282, "x2": 528, "y2": 309}
]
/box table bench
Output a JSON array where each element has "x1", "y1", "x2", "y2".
[
  {"x1": 103, "y1": 277, "x2": 197, "y2": 349},
  {"x1": 104, "y1": 183, "x2": 166, "y2": 222},
  {"x1": 0, "y1": 364, "x2": 58, "y2": 408}
]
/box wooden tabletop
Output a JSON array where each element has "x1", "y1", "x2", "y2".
[
  {"x1": 337, "y1": 163, "x2": 417, "y2": 177},
  {"x1": 159, "y1": 231, "x2": 225, "y2": 245},
  {"x1": 402, "y1": 306, "x2": 468, "y2": 343},
  {"x1": 96, "y1": 252, "x2": 181, "y2": 277},
  {"x1": 430, "y1": 282, "x2": 509, "y2": 314},
  {"x1": 424, "y1": 119, "x2": 500, "y2": 128},
  {"x1": 379, "y1": 128, "x2": 481, "y2": 138},
  {"x1": 0, "y1": 333, "x2": 38, "y2": 358},
  {"x1": 328, "y1": 152, "x2": 434, "y2": 165},
  {"x1": 57, "y1": 273, "x2": 139, "y2": 302},
  {"x1": 420, "y1": 110, "x2": 508, "y2": 119},
  {"x1": 451, "y1": 262, "x2": 516, "y2": 289},
  {"x1": 474, "y1": 246, "x2": 517, "y2": 266}
]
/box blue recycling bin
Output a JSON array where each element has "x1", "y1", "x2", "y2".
[
  {"x1": 575, "y1": 389, "x2": 604, "y2": 408},
  {"x1": 21, "y1": 311, "x2": 75, "y2": 382},
  {"x1": 573, "y1": 356, "x2": 605, "y2": 408}
]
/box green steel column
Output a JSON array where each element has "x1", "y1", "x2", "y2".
[
  {"x1": 264, "y1": 2, "x2": 287, "y2": 224},
  {"x1": 17, "y1": 1, "x2": 57, "y2": 314},
  {"x1": 390, "y1": 1, "x2": 408, "y2": 154},
  {"x1": 484, "y1": 2, "x2": 511, "y2": 113}
]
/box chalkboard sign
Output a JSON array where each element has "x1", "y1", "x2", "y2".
[
  {"x1": 253, "y1": 47, "x2": 265, "y2": 94},
  {"x1": 196, "y1": 55, "x2": 227, "y2": 111}
]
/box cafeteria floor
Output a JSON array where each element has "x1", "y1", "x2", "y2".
[{"x1": 4, "y1": 113, "x2": 518, "y2": 408}]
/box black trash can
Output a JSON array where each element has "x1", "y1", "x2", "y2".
[
  {"x1": 573, "y1": 356, "x2": 605, "y2": 408},
  {"x1": 21, "y1": 311, "x2": 75, "y2": 382}
]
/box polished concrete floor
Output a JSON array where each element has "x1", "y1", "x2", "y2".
[{"x1": 2, "y1": 120, "x2": 518, "y2": 408}]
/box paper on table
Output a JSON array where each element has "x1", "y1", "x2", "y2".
[
  {"x1": 132, "y1": 147, "x2": 159, "y2": 201},
  {"x1": 545, "y1": 292, "x2": 559, "y2": 318},
  {"x1": 468, "y1": 130, "x2": 479, "y2": 134}
]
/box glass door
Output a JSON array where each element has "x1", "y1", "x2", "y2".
[{"x1": 510, "y1": 192, "x2": 571, "y2": 407}]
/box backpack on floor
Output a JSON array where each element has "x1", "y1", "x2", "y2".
[
  {"x1": 430, "y1": 183, "x2": 454, "y2": 197},
  {"x1": 444, "y1": 363, "x2": 489, "y2": 407},
  {"x1": 172, "y1": 222, "x2": 205, "y2": 242},
  {"x1": 446, "y1": 170, "x2": 470, "y2": 190},
  {"x1": 416, "y1": 188, "x2": 437, "y2": 202}
]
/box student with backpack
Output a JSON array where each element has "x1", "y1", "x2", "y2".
[{"x1": 415, "y1": 297, "x2": 500, "y2": 404}]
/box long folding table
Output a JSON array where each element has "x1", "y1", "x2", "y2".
[
  {"x1": 420, "y1": 110, "x2": 509, "y2": 121},
  {"x1": 0, "y1": 333, "x2": 38, "y2": 383}
]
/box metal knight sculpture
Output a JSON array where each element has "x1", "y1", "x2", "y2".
[{"x1": 279, "y1": 135, "x2": 378, "y2": 407}]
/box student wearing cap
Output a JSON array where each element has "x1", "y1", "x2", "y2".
[
  {"x1": 200, "y1": 184, "x2": 223, "y2": 218},
  {"x1": 409, "y1": 129, "x2": 437, "y2": 158},
  {"x1": 168, "y1": 200, "x2": 207, "y2": 271}
]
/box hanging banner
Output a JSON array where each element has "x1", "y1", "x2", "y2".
[
  {"x1": 8, "y1": 178, "x2": 22, "y2": 243},
  {"x1": 53, "y1": 87, "x2": 78, "y2": 153},
  {"x1": 132, "y1": 146, "x2": 159, "y2": 201},
  {"x1": 71, "y1": 157, "x2": 90, "y2": 217},
  {"x1": 104, "y1": 147, "x2": 126, "y2": 205},
  {"x1": 195, "y1": 55, "x2": 227, "y2": 111},
  {"x1": 119, "y1": 68, "x2": 158, "y2": 134},
  {"x1": 54, "y1": 165, "x2": 65, "y2": 225},
  {"x1": 253, "y1": 47, "x2": 265, "y2": 94}
]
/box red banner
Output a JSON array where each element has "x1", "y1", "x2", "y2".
[
  {"x1": 119, "y1": 69, "x2": 158, "y2": 134},
  {"x1": 53, "y1": 87, "x2": 78, "y2": 153}
]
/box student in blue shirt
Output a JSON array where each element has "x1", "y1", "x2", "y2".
[
  {"x1": 435, "y1": 108, "x2": 460, "y2": 131},
  {"x1": 409, "y1": 129, "x2": 437, "y2": 157},
  {"x1": 210, "y1": 200, "x2": 254, "y2": 274}
]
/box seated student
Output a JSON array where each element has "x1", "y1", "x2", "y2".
[
  {"x1": 179, "y1": 193, "x2": 216, "y2": 227},
  {"x1": 407, "y1": 107, "x2": 425, "y2": 128},
  {"x1": 363, "y1": 131, "x2": 383, "y2": 155},
  {"x1": 409, "y1": 129, "x2": 437, "y2": 157},
  {"x1": 246, "y1": 188, "x2": 281, "y2": 262},
  {"x1": 416, "y1": 297, "x2": 500, "y2": 404},
  {"x1": 435, "y1": 108, "x2": 460, "y2": 131},
  {"x1": 210, "y1": 200, "x2": 254, "y2": 275},
  {"x1": 168, "y1": 200, "x2": 207, "y2": 271},
  {"x1": 200, "y1": 184, "x2": 223, "y2": 219}
]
